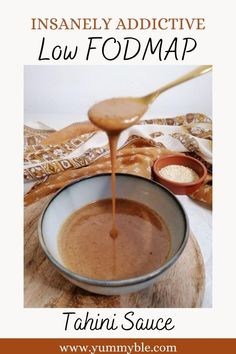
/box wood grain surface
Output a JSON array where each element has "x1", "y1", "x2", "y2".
[{"x1": 24, "y1": 196, "x2": 205, "y2": 308}]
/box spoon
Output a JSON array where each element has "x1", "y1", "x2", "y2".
[
  {"x1": 88, "y1": 65, "x2": 212, "y2": 132},
  {"x1": 139, "y1": 64, "x2": 212, "y2": 105},
  {"x1": 88, "y1": 65, "x2": 212, "y2": 241}
]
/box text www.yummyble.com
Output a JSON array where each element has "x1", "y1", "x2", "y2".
[{"x1": 58, "y1": 342, "x2": 177, "y2": 353}]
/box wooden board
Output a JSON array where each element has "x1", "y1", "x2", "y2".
[{"x1": 24, "y1": 197, "x2": 205, "y2": 308}]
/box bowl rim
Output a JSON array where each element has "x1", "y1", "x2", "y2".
[
  {"x1": 38, "y1": 173, "x2": 189, "y2": 288},
  {"x1": 153, "y1": 154, "x2": 208, "y2": 187}
]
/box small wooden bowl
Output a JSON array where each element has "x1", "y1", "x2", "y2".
[{"x1": 153, "y1": 154, "x2": 207, "y2": 195}]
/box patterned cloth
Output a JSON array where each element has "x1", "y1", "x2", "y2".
[{"x1": 24, "y1": 113, "x2": 212, "y2": 207}]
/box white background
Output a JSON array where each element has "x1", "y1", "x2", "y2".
[
  {"x1": 1, "y1": 0, "x2": 236, "y2": 340},
  {"x1": 24, "y1": 65, "x2": 212, "y2": 128}
]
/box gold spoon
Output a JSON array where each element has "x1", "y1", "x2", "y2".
[
  {"x1": 139, "y1": 64, "x2": 212, "y2": 105},
  {"x1": 88, "y1": 65, "x2": 212, "y2": 132}
]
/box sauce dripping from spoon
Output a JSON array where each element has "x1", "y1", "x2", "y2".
[{"x1": 88, "y1": 97, "x2": 148, "y2": 238}]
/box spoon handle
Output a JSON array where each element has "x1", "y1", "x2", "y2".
[{"x1": 143, "y1": 65, "x2": 212, "y2": 104}]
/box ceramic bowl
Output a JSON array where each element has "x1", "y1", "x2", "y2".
[
  {"x1": 38, "y1": 173, "x2": 189, "y2": 295},
  {"x1": 153, "y1": 155, "x2": 207, "y2": 195}
]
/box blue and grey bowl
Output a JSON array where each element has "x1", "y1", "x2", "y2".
[{"x1": 38, "y1": 173, "x2": 189, "y2": 295}]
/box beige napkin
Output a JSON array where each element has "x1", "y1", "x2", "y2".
[{"x1": 24, "y1": 113, "x2": 212, "y2": 207}]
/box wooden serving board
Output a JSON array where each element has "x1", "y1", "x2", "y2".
[{"x1": 24, "y1": 197, "x2": 205, "y2": 308}]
